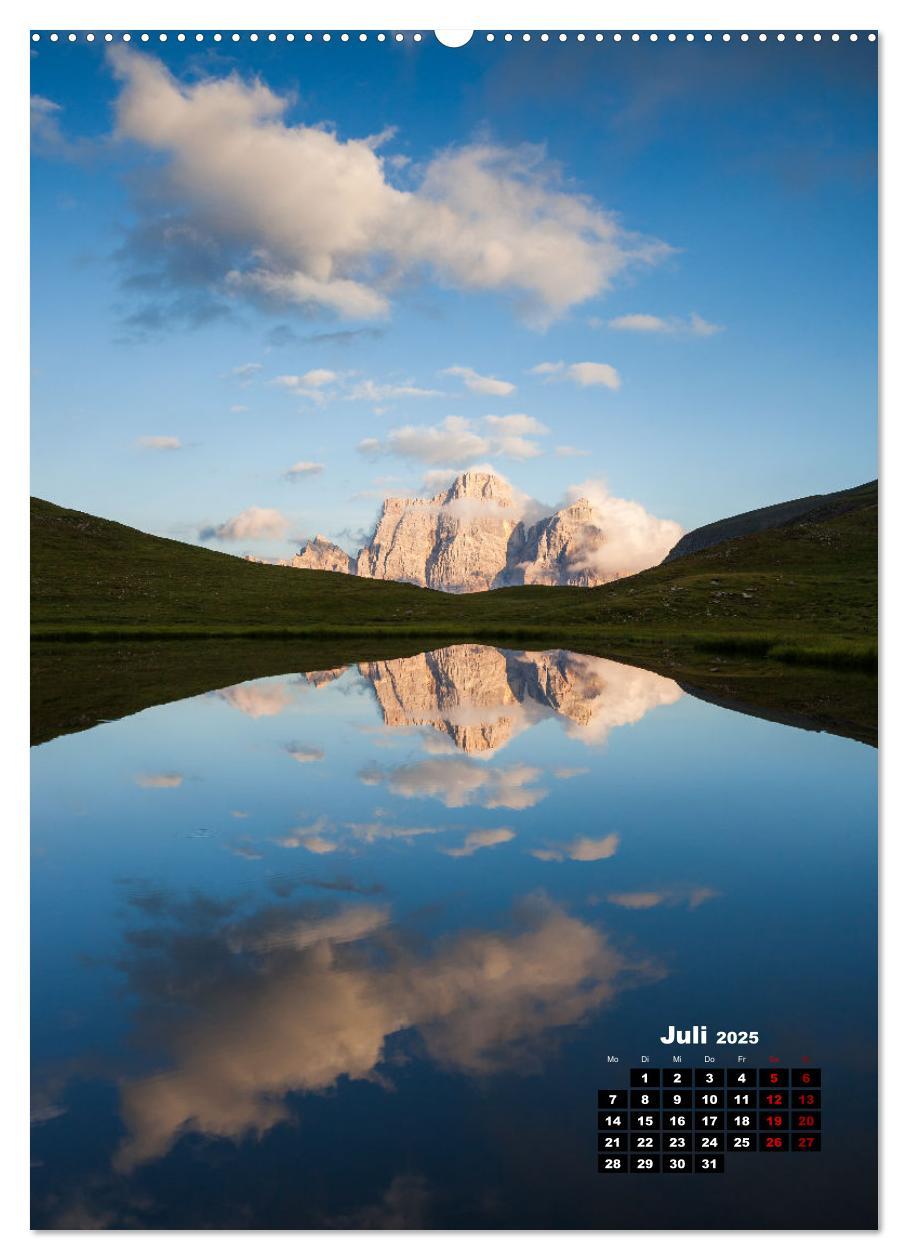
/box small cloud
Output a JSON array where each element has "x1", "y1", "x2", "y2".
[
  {"x1": 135, "y1": 773, "x2": 183, "y2": 790},
  {"x1": 605, "y1": 886, "x2": 720, "y2": 910},
  {"x1": 441, "y1": 827, "x2": 516, "y2": 859},
  {"x1": 555, "y1": 445, "x2": 591, "y2": 458},
  {"x1": 200, "y1": 507, "x2": 289, "y2": 542},
  {"x1": 284, "y1": 460, "x2": 325, "y2": 481},
  {"x1": 230, "y1": 361, "x2": 262, "y2": 382},
  {"x1": 270, "y1": 369, "x2": 340, "y2": 405},
  {"x1": 531, "y1": 832, "x2": 620, "y2": 863},
  {"x1": 285, "y1": 743, "x2": 325, "y2": 763},
  {"x1": 229, "y1": 404, "x2": 249, "y2": 413},
  {"x1": 532, "y1": 361, "x2": 621, "y2": 389},
  {"x1": 442, "y1": 366, "x2": 516, "y2": 397},
  {"x1": 361, "y1": 414, "x2": 547, "y2": 466},
  {"x1": 345, "y1": 378, "x2": 443, "y2": 403},
  {"x1": 228, "y1": 843, "x2": 263, "y2": 861},
  {"x1": 136, "y1": 435, "x2": 182, "y2": 451},
  {"x1": 608, "y1": 312, "x2": 723, "y2": 337}
]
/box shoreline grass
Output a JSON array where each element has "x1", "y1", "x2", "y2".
[{"x1": 31, "y1": 622, "x2": 877, "y2": 673}]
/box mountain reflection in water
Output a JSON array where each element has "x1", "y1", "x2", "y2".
[
  {"x1": 355, "y1": 645, "x2": 682, "y2": 754},
  {"x1": 31, "y1": 643, "x2": 877, "y2": 1228}
]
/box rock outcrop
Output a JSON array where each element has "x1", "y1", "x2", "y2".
[
  {"x1": 512, "y1": 499, "x2": 612, "y2": 586},
  {"x1": 288, "y1": 535, "x2": 354, "y2": 575},
  {"x1": 276, "y1": 472, "x2": 617, "y2": 592},
  {"x1": 356, "y1": 471, "x2": 521, "y2": 593},
  {"x1": 357, "y1": 645, "x2": 682, "y2": 754}
]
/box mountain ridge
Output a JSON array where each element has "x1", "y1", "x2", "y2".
[{"x1": 280, "y1": 471, "x2": 618, "y2": 592}]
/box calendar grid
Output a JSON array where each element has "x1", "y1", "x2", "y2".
[{"x1": 598, "y1": 1067, "x2": 821, "y2": 1172}]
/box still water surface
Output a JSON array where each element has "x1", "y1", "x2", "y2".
[{"x1": 31, "y1": 645, "x2": 876, "y2": 1228}]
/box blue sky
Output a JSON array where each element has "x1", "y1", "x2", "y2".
[{"x1": 30, "y1": 33, "x2": 877, "y2": 557}]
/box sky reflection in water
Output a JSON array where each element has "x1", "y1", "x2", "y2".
[{"x1": 31, "y1": 646, "x2": 876, "y2": 1228}]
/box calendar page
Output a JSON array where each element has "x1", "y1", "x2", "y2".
[{"x1": 29, "y1": 26, "x2": 878, "y2": 1232}]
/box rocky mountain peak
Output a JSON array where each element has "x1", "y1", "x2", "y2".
[
  {"x1": 253, "y1": 474, "x2": 672, "y2": 592},
  {"x1": 442, "y1": 471, "x2": 516, "y2": 507}
]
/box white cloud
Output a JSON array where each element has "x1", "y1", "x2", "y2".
[
  {"x1": 230, "y1": 361, "x2": 262, "y2": 382},
  {"x1": 442, "y1": 827, "x2": 516, "y2": 859},
  {"x1": 345, "y1": 379, "x2": 443, "y2": 403},
  {"x1": 200, "y1": 506, "x2": 289, "y2": 542},
  {"x1": 108, "y1": 50, "x2": 671, "y2": 326},
  {"x1": 374, "y1": 416, "x2": 492, "y2": 466},
  {"x1": 271, "y1": 371, "x2": 439, "y2": 408},
  {"x1": 555, "y1": 445, "x2": 591, "y2": 457},
  {"x1": 608, "y1": 312, "x2": 723, "y2": 337},
  {"x1": 361, "y1": 414, "x2": 548, "y2": 466},
  {"x1": 378, "y1": 758, "x2": 547, "y2": 810},
  {"x1": 442, "y1": 366, "x2": 516, "y2": 397},
  {"x1": 270, "y1": 369, "x2": 339, "y2": 404},
  {"x1": 532, "y1": 361, "x2": 621, "y2": 389},
  {"x1": 285, "y1": 460, "x2": 325, "y2": 480},
  {"x1": 113, "y1": 897, "x2": 654, "y2": 1170},
  {"x1": 136, "y1": 435, "x2": 182, "y2": 450},
  {"x1": 285, "y1": 743, "x2": 324, "y2": 763},
  {"x1": 484, "y1": 413, "x2": 548, "y2": 460},
  {"x1": 531, "y1": 832, "x2": 620, "y2": 863},
  {"x1": 216, "y1": 681, "x2": 295, "y2": 718},
  {"x1": 135, "y1": 773, "x2": 183, "y2": 789},
  {"x1": 605, "y1": 887, "x2": 720, "y2": 910},
  {"x1": 563, "y1": 479, "x2": 683, "y2": 577}
]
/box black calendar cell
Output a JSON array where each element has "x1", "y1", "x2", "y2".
[
  {"x1": 630, "y1": 1133, "x2": 659, "y2": 1152},
  {"x1": 598, "y1": 1089, "x2": 628, "y2": 1109},
  {"x1": 695, "y1": 1133, "x2": 725, "y2": 1152},
  {"x1": 727, "y1": 1090, "x2": 755, "y2": 1108},
  {"x1": 694, "y1": 1111, "x2": 723, "y2": 1130},
  {"x1": 630, "y1": 1089, "x2": 660, "y2": 1109},
  {"x1": 792, "y1": 1068, "x2": 821, "y2": 1088},
  {"x1": 630, "y1": 1069, "x2": 659, "y2": 1087},
  {"x1": 760, "y1": 1090, "x2": 789, "y2": 1108},
  {"x1": 598, "y1": 1110, "x2": 627, "y2": 1130},
  {"x1": 726, "y1": 1110, "x2": 756, "y2": 1129},
  {"x1": 728, "y1": 1133, "x2": 757, "y2": 1151},
  {"x1": 792, "y1": 1111, "x2": 821, "y2": 1130},
  {"x1": 759, "y1": 1068, "x2": 789, "y2": 1087},
  {"x1": 727, "y1": 1069, "x2": 757, "y2": 1087},
  {"x1": 630, "y1": 1154, "x2": 660, "y2": 1173},
  {"x1": 661, "y1": 1068, "x2": 693, "y2": 1087},
  {"x1": 792, "y1": 1090, "x2": 821, "y2": 1109},
  {"x1": 792, "y1": 1133, "x2": 822, "y2": 1152},
  {"x1": 661, "y1": 1090, "x2": 692, "y2": 1109},
  {"x1": 760, "y1": 1134, "x2": 789, "y2": 1151},
  {"x1": 597, "y1": 1133, "x2": 628, "y2": 1152},
  {"x1": 661, "y1": 1132, "x2": 692, "y2": 1151},
  {"x1": 598, "y1": 1154, "x2": 628, "y2": 1173},
  {"x1": 662, "y1": 1154, "x2": 693, "y2": 1173},
  {"x1": 695, "y1": 1069, "x2": 725, "y2": 1087},
  {"x1": 694, "y1": 1155, "x2": 725, "y2": 1173},
  {"x1": 695, "y1": 1090, "x2": 724, "y2": 1108},
  {"x1": 662, "y1": 1111, "x2": 692, "y2": 1129},
  {"x1": 631, "y1": 1112, "x2": 659, "y2": 1129},
  {"x1": 759, "y1": 1111, "x2": 790, "y2": 1130}
]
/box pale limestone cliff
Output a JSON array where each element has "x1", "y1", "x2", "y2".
[
  {"x1": 358, "y1": 645, "x2": 682, "y2": 754},
  {"x1": 355, "y1": 471, "x2": 520, "y2": 593},
  {"x1": 290, "y1": 535, "x2": 354, "y2": 575},
  {"x1": 509, "y1": 499, "x2": 610, "y2": 587},
  {"x1": 265, "y1": 474, "x2": 629, "y2": 591}
]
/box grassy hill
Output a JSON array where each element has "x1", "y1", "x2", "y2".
[
  {"x1": 31, "y1": 488, "x2": 877, "y2": 665},
  {"x1": 30, "y1": 488, "x2": 877, "y2": 746}
]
